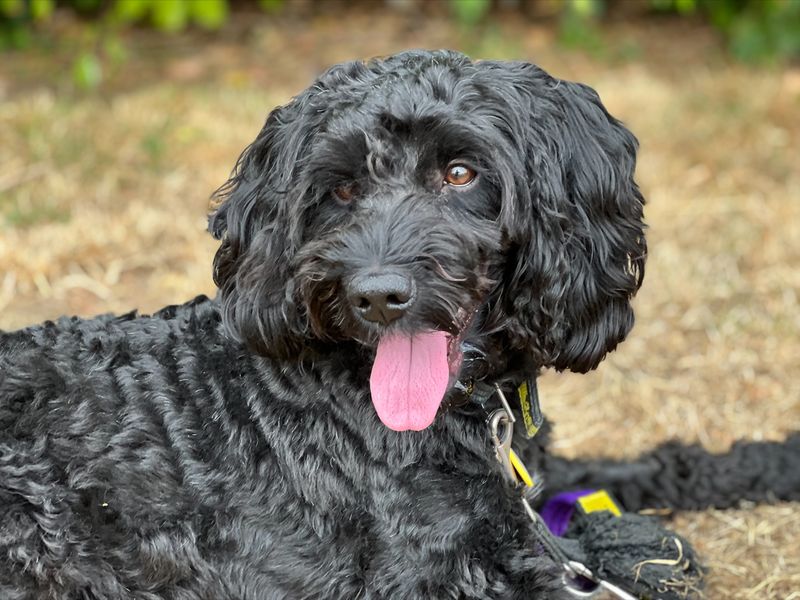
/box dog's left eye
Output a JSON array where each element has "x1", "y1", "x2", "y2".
[{"x1": 444, "y1": 164, "x2": 477, "y2": 187}]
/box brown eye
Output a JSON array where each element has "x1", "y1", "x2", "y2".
[
  {"x1": 333, "y1": 183, "x2": 358, "y2": 203},
  {"x1": 444, "y1": 163, "x2": 477, "y2": 187}
]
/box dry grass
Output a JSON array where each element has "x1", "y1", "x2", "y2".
[{"x1": 1, "y1": 11, "x2": 798, "y2": 599}]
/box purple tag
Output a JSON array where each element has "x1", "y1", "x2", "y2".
[{"x1": 539, "y1": 490, "x2": 596, "y2": 537}]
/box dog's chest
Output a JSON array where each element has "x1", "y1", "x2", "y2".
[
  {"x1": 124, "y1": 377, "x2": 513, "y2": 597},
  {"x1": 92, "y1": 400, "x2": 514, "y2": 598}
]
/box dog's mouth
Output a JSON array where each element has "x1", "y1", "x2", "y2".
[{"x1": 368, "y1": 309, "x2": 473, "y2": 432}]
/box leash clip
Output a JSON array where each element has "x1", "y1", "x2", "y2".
[
  {"x1": 489, "y1": 408, "x2": 516, "y2": 484},
  {"x1": 488, "y1": 383, "x2": 519, "y2": 484},
  {"x1": 489, "y1": 408, "x2": 519, "y2": 485},
  {"x1": 488, "y1": 384, "x2": 536, "y2": 489}
]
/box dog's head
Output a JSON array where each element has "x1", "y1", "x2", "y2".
[{"x1": 209, "y1": 50, "x2": 646, "y2": 430}]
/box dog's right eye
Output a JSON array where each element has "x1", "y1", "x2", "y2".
[
  {"x1": 444, "y1": 163, "x2": 477, "y2": 187},
  {"x1": 333, "y1": 184, "x2": 358, "y2": 204}
]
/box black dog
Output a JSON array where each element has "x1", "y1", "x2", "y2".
[{"x1": 2, "y1": 50, "x2": 797, "y2": 599}]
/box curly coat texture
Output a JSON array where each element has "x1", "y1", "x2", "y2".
[
  {"x1": 0, "y1": 298, "x2": 564, "y2": 599},
  {"x1": 2, "y1": 50, "x2": 796, "y2": 599}
]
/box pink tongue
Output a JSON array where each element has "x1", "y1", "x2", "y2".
[{"x1": 369, "y1": 331, "x2": 450, "y2": 431}]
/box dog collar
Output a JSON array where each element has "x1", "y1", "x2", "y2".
[{"x1": 458, "y1": 374, "x2": 543, "y2": 439}]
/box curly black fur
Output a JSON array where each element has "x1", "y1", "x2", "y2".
[
  {"x1": 208, "y1": 50, "x2": 645, "y2": 372},
  {"x1": 1, "y1": 298, "x2": 567, "y2": 599},
  {"x1": 1, "y1": 50, "x2": 796, "y2": 599}
]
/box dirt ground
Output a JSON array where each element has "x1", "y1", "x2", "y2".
[{"x1": 1, "y1": 7, "x2": 799, "y2": 599}]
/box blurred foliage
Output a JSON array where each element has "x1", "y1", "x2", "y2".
[
  {"x1": 557, "y1": 0, "x2": 606, "y2": 54},
  {"x1": 72, "y1": 50, "x2": 102, "y2": 88},
  {"x1": 650, "y1": 0, "x2": 800, "y2": 61},
  {"x1": 448, "y1": 0, "x2": 491, "y2": 27},
  {"x1": 447, "y1": 0, "x2": 800, "y2": 62},
  {"x1": 1, "y1": 0, "x2": 799, "y2": 73},
  {"x1": 1, "y1": 0, "x2": 229, "y2": 49}
]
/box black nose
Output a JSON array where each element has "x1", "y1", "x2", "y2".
[{"x1": 348, "y1": 272, "x2": 416, "y2": 325}]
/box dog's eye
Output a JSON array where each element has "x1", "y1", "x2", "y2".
[
  {"x1": 444, "y1": 164, "x2": 477, "y2": 187},
  {"x1": 333, "y1": 184, "x2": 358, "y2": 204}
]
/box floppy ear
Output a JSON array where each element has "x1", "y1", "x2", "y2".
[
  {"x1": 501, "y1": 64, "x2": 646, "y2": 373},
  {"x1": 210, "y1": 60, "x2": 383, "y2": 358},
  {"x1": 209, "y1": 103, "x2": 313, "y2": 358}
]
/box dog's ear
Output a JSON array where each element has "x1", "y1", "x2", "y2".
[
  {"x1": 498, "y1": 63, "x2": 646, "y2": 373},
  {"x1": 209, "y1": 60, "x2": 378, "y2": 358},
  {"x1": 208, "y1": 103, "x2": 313, "y2": 359}
]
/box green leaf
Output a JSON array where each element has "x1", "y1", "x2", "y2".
[
  {"x1": 112, "y1": 0, "x2": 151, "y2": 23},
  {"x1": 189, "y1": 0, "x2": 228, "y2": 30},
  {"x1": 151, "y1": 0, "x2": 188, "y2": 32},
  {"x1": 72, "y1": 52, "x2": 103, "y2": 90},
  {"x1": 449, "y1": 0, "x2": 491, "y2": 27},
  {"x1": 30, "y1": 0, "x2": 54, "y2": 21}
]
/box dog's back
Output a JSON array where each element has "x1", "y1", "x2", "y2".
[{"x1": 0, "y1": 296, "x2": 255, "y2": 597}]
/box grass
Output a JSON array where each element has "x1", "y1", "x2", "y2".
[{"x1": 1, "y1": 9, "x2": 799, "y2": 598}]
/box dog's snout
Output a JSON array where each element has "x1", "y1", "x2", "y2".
[{"x1": 348, "y1": 272, "x2": 415, "y2": 325}]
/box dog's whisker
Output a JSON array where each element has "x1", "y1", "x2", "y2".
[{"x1": 418, "y1": 254, "x2": 469, "y2": 283}]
